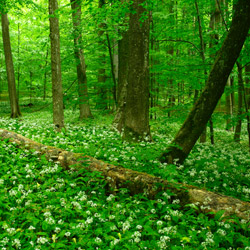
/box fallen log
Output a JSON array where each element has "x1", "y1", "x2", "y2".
[{"x1": 0, "y1": 128, "x2": 250, "y2": 221}]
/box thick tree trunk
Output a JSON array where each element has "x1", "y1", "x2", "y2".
[
  {"x1": 0, "y1": 128, "x2": 250, "y2": 221},
  {"x1": 1, "y1": 13, "x2": 21, "y2": 118},
  {"x1": 123, "y1": 0, "x2": 151, "y2": 141},
  {"x1": 49, "y1": 0, "x2": 65, "y2": 131},
  {"x1": 70, "y1": 0, "x2": 92, "y2": 119},
  {"x1": 160, "y1": 0, "x2": 250, "y2": 164}
]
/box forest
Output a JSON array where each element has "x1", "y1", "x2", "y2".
[{"x1": 0, "y1": 0, "x2": 250, "y2": 249}]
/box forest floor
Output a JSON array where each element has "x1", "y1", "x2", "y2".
[{"x1": 0, "y1": 103, "x2": 249, "y2": 249}]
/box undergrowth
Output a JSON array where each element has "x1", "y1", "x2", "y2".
[{"x1": 0, "y1": 108, "x2": 249, "y2": 249}]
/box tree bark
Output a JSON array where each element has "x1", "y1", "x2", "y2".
[
  {"x1": 123, "y1": 0, "x2": 151, "y2": 141},
  {"x1": 1, "y1": 13, "x2": 21, "y2": 118},
  {"x1": 160, "y1": 0, "x2": 250, "y2": 164},
  {"x1": 96, "y1": 0, "x2": 108, "y2": 110},
  {"x1": 0, "y1": 128, "x2": 250, "y2": 221},
  {"x1": 225, "y1": 77, "x2": 234, "y2": 131},
  {"x1": 112, "y1": 29, "x2": 129, "y2": 132},
  {"x1": 245, "y1": 64, "x2": 250, "y2": 107},
  {"x1": 49, "y1": 0, "x2": 65, "y2": 131},
  {"x1": 234, "y1": 63, "x2": 243, "y2": 142},
  {"x1": 70, "y1": 0, "x2": 92, "y2": 119}
]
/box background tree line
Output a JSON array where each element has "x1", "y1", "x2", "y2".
[{"x1": 1, "y1": 0, "x2": 250, "y2": 163}]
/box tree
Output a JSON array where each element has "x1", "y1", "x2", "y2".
[
  {"x1": 114, "y1": 0, "x2": 151, "y2": 141},
  {"x1": 96, "y1": 0, "x2": 108, "y2": 110},
  {"x1": 49, "y1": 0, "x2": 64, "y2": 131},
  {"x1": 160, "y1": 0, "x2": 250, "y2": 164},
  {"x1": 70, "y1": 0, "x2": 92, "y2": 119},
  {"x1": 1, "y1": 12, "x2": 21, "y2": 118}
]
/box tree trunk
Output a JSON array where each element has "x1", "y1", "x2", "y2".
[
  {"x1": 0, "y1": 128, "x2": 250, "y2": 221},
  {"x1": 123, "y1": 0, "x2": 151, "y2": 141},
  {"x1": 112, "y1": 30, "x2": 129, "y2": 132},
  {"x1": 245, "y1": 64, "x2": 250, "y2": 107},
  {"x1": 160, "y1": 0, "x2": 250, "y2": 164},
  {"x1": 49, "y1": 0, "x2": 65, "y2": 131},
  {"x1": 96, "y1": 0, "x2": 107, "y2": 110},
  {"x1": 1, "y1": 13, "x2": 21, "y2": 118},
  {"x1": 195, "y1": 0, "x2": 207, "y2": 143},
  {"x1": 106, "y1": 33, "x2": 117, "y2": 107},
  {"x1": 167, "y1": 0, "x2": 175, "y2": 118},
  {"x1": 43, "y1": 43, "x2": 49, "y2": 100},
  {"x1": 70, "y1": 0, "x2": 92, "y2": 119},
  {"x1": 17, "y1": 21, "x2": 20, "y2": 99},
  {"x1": 225, "y1": 77, "x2": 234, "y2": 131},
  {"x1": 234, "y1": 63, "x2": 243, "y2": 142}
]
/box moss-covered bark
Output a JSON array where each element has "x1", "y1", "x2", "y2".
[
  {"x1": 160, "y1": 0, "x2": 250, "y2": 164},
  {"x1": 1, "y1": 128, "x2": 250, "y2": 221}
]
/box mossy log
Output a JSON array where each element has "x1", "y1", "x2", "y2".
[{"x1": 0, "y1": 128, "x2": 250, "y2": 221}]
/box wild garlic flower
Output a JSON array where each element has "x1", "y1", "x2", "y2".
[
  {"x1": 12, "y1": 239, "x2": 21, "y2": 249},
  {"x1": 37, "y1": 237, "x2": 48, "y2": 244}
]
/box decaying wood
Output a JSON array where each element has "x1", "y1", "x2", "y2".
[{"x1": 0, "y1": 128, "x2": 250, "y2": 221}]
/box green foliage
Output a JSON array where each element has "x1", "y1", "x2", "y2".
[{"x1": 0, "y1": 110, "x2": 250, "y2": 249}]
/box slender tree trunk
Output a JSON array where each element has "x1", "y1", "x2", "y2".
[
  {"x1": 167, "y1": 0, "x2": 175, "y2": 118},
  {"x1": 106, "y1": 33, "x2": 117, "y2": 107},
  {"x1": 225, "y1": 77, "x2": 234, "y2": 131},
  {"x1": 123, "y1": 0, "x2": 151, "y2": 141},
  {"x1": 49, "y1": 0, "x2": 65, "y2": 131},
  {"x1": 242, "y1": 73, "x2": 250, "y2": 150},
  {"x1": 245, "y1": 64, "x2": 250, "y2": 107},
  {"x1": 70, "y1": 0, "x2": 92, "y2": 119},
  {"x1": 234, "y1": 63, "x2": 243, "y2": 142},
  {"x1": 112, "y1": 29, "x2": 129, "y2": 132},
  {"x1": 1, "y1": 13, "x2": 21, "y2": 118},
  {"x1": 97, "y1": 0, "x2": 107, "y2": 110},
  {"x1": 17, "y1": 21, "x2": 20, "y2": 99},
  {"x1": 43, "y1": 43, "x2": 49, "y2": 100},
  {"x1": 160, "y1": 0, "x2": 250, "y2": 164},
  {"x1": 195, "y1": 0, "x2": 207, "y2": 143},
  {"x1": 29, "y1": 71, "x2": 32, "y2": 103}
]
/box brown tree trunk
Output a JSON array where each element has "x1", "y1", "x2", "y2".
[
  {"x1": 195, "y1": 0, "x2": 207, "y2": 143},
  {"x1": 70, "y1": 0, "x2": 92, "y2": 119},
  {"x1": 167, "y1": 0, "x2": 175, "y2": 118},
  {"x1": 43, "y1": 43, "x2": 49, "y2": 100},
  {"x1": 234, "y1": 63, "x2": 243, "y2": 142},
  {"x1": 160, "y1": 0, "x2": 250, "y2": 164},
  {"x1": 123, "y1": 0, "x2": 151, "y2": 141},
  {"x1": 49, "y1": 0, "x2": 65, "y2": 131},
  {"x1": 225, "y1": 77, "x2": 234, "y2": 131},
  {"x1": 1, "y1": 13, "x2": 21, "y2": 118},
  {"x1": 112, "y1": 30, "x2": 129, "y2": 132},
  {"x1": 245, "y1": 64, "x2": 250, "y2": 107},
  {"x1": 97, "y1": 0, "x2": 107, "y2": 110},
  {"x1": 0, "y1": 128, "x2": 250, "y2": 221}
]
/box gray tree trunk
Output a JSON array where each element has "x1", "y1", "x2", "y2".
[
  {"x1": 70, "y1": 0, "x2": 92, "y2": 119},
  {"x1": 160, "y1": 0, "x2": 250, "y2": 164},
  {"x1": 123, "y1": 0, "x2": 151, "y2": 141},
  {"x1": 49, "y1": 0, "x2": 65, "y2": 131},
  {"x1": 1, "y1": 13, "x2": 21, "y2": 118}
]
